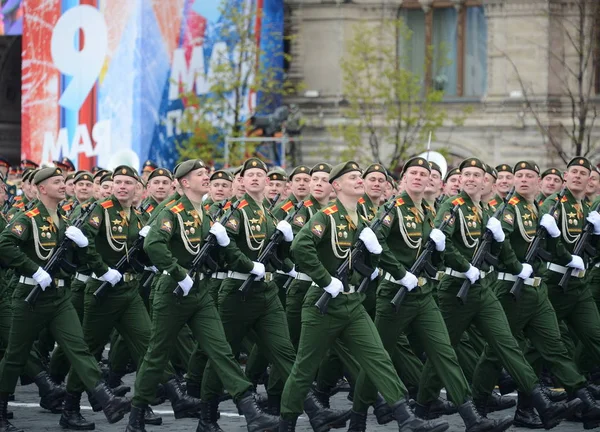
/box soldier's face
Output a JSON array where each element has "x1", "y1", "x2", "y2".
[
  {"x1": 425, "y1": 171, "x2": 443, "y2": 195},
  {"x1": 210, "y1": 179, "x2": 232, "y2": 202},
  {"x1": 147, "y1": 176, "x2": 172, "y2": 201},
  {"x1": 266, "y1": 179, "x2": 286, "y2": 201},
  {"x1": 586, "y1": 171, "x2": 600, "y2": 195},
  {"x1": 133, "y1": 182, "x2": 144, "y2": 206},
  {"x1": 565, "y1": 166, "x2": 590, "y2": 193},
  {"x1": 0, "y1": 166, "x2": 7, "y2": 177},
  {"x1": 101, "y1": 181, "x2": 113, "y2": 198},
  {"x1": 39, "y1": 177, "x2": 66, "y2": 201},
  {"x1": 291, "y1": 173, "x2": 311, "y2": 200},
  {"x1": 443, "y1": 175, "x2": 460, "y2": 196},
  {"x1": 403, "y1": 167, "x2": 430, "y2": 194},
  {"x1": 310, "y1": 172, "x2": 332, "y2": 201},
  {"x1": 460, "y1": 168, "x2": 485, "y2": 196},
  {"x1": 481, "y1": 173, "x2": 496, "y2": 196},
  {"x1": 75, "y1": 180, "x2": 93, "y2": 202},
  {"x1": 0, "y1": 185, "x2": 6, "y2": 202},
  {"x1": 383, "y1": 182, "x2": 393, "y2": 200},
  {"x1": 93, "y1": 178, "x2": 102, "y2": 199},
  {"x1": 242, "y1": 169, "x2": 267, "y2": 195},
  {"x1": 364, "y1": 172, "x2": 386, "y2": 200},
  {"x1": 333, "y1": 171, "x2": 364, "y2": 198},
  {"x1": 24, "y1": 182, "x2": 37, "y2": 201},
  {"x1": 541, "y1": 174, "x2": 562, "y2": 196},
  {"x1": 514, "y1": 170, "x2": 539, "y2": 198},
  {"x1": 65, "y1": 179, "x2": 75, "y2": 196},
  {"x1": 233, "y1": 174, "x2": 246, "y2": 198},
  {"x1": 112, "y1": 175, "x2": 136, "y2": 202},
  {"x1": 183, "y1": 168, "x2": 210, "y2": 196},
  {"x1": 496, "y1": 172, "x2": 514, "y2": 194}
]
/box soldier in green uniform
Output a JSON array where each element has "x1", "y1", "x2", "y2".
[
  {"x1": 442, "y1": 167, "x2": 461, "y2": 198},
  {"x1": 495, "y1": 164, "x2": 514, "y2": 200},
  {"x1": 0, "y1": 167, "x2": 130, "y2": 432},
  {"x1": 586, "y1": 166, "x2": 600, "y2": 204},
  {"x1": 350, "y1": 157, "x2": 511, "y2": 432},
  {"x1": 417, "y1": 158, "x2": 576, "y2": 430},
  {"x1": 143, "y1": 168, "x2": 173, "y2": 211},
  {"x1": 470, "y1": 160, "x2": 600, "y2": 429},
  {"x1": 91, "y1": 169, "x2": 109, "y2": 201},
  {"x1": 232, "y1": 166, "x2": 246, "y2": 200},
  {"x1": 5, "y1": 169, "x2": 36, "y2": 223},
  {"x1": 66, "y1": 165, "x2": 200, "y2": 420},
  {"x1": 537, "y1": 168, "x2": 563, "y2": 206},
  {"x1": 124, "y1": 159, "x2": 279, "y2": 432},
  {"x1": 200, "y1": 157, "x2": 349, "y2": 431},
  {"x1": 424, "y1": 162, "x2": 443, "y2": 211},
  {"x1": 266, "y1": 168, "x2": 288, "y2": 206},
  {"x1": 278, "y1": 161, "x2": 448, "y2": 432}
]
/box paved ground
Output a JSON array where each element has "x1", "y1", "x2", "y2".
[{"x1": 6, "y1": 373, "x2": 590, "y2": 431}]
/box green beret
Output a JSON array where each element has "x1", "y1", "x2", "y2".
[
  {"x1": 100, "y1": 172, "x2": 113, "y2": 184},
  {"x1": 567, "y1": 157, "x2": 592, "y2": 172},
  {"x1": 496, "y1": 164, "x2": 513, "y2": 174},
  {"x1": 21, "y1": 168, "x2": 35, "y2": 183},
  {"x1": 34, "y1": 167, "x2": 63, "y2": 185},
  {"x1": 289, "y1": 165, "x2": 311, "y2": 179},
  {"x1": 513, "y1": 161, "x2": 540, "y2": 175},
  {"x1": 267, "y1": 167, "x2": 287, "y2": 182},
  {"x1": 485, "y1": 164, "x2": 498, "y2": 179},
  {"x1": 402, "y1": 157, "x2": 431, "y2": 175},
  {"x1": 210, "y1": 170, "x2": 234, "y2": 182},
  {"x1": 112, "y1": 165, "x2": 139, "y2": 181},
  {"x1": 540, "y1": 168, "x2": 563, "y2": 180},
  {"x1": 142, "y1": 159, "x2": 158, "y2": 173},
  {"x1": 460, "y1": 158, "x2": 486, "y2": 172},
  {"x1": 65, "y1": 173, "x2": 77, "y2": 182},
  {"x1": 362, "y1": 163, "x2": 387, "y2": 179},
  {"x1": 93, "y1": 169, "x2": 109, "y2": 181},
  {"x1": 240, "y1": 157, "x2": 268, "y2": 175},
  {"x1": 329, "y1": 161, "x2": 361, "y2": 184},
  {"x1": 74, "y1": 171, "x2": 93, "y2": 184},
  {"x1": 310, "y1": 163, "x2": 332, "y2": 176},
  {"x1": 428, "y1": 161, "x2": 442, "y2": 175},
  {"x1": 444, "y1": 167, "x2": 460, "y2": 182},
  {"x1": 175, "y1": 159, "x2": 206, "y2": 179},
  {"x1": 233, "y1": 165, "x2": 243, "y2": 176},
  {"x1": 148, "y1": 167, "x2": 173, "y2": 182}
]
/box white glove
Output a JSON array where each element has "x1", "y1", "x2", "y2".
[
  {"x1": 177, "y1": 275, "x2": 193, "y2": 296},
  {"x1": 209, "y1": 222, "x2": 230, "y2": 247},
  {"x1": 399, "y1": 272, "x2": 419, "y2": 291},
  {"x1": 144, "y1": 265, "x2": 158, "y2": 274},
  {"x1": 286, "y1": 267, "x2": 298, "y2": 278},
  {"x1": 517, "y1": 263, "x2": 533, "y2": 280},
  {"x1": 486, "y1": 217, "x2": 505, "y2": 243},
  {"x1": 100, "y1": 268, "x2": 122, "y2": 286},
  {"x1": 32, "y1": 267, "x2": 52, "y2": 291},
  {"x1": 250, "y1": 262, "x2": 266, "y2": 279},
  {"x1": 323, "y1": 277, "x2": 343, "y2": 298},
  {"x1": 65, "y1": 226, "x2": 88, "y2": 248},
  {"x1": 567, "y1": 255, "x2": 585, "y2": 271},
  {"x1": 139, "y1": 225, "x2": 151, "y2": 238},
  {"x1": 359, "y1": 227, "x2": 382, "y2": 255},
  {"x1": 276, "y1": 220, "x2": 294, "y2": 242},
  {"x1": 429, "y1": 228, "x2": 446, "y2": 252},
  {"x1": 540, "y1": 214, "x2": 560, "y2": 238},
  {"x1": 587, "y1": 211, "x2": 600, "y2": 235},
  {"x1": 370, "y1": 268, "x2": 379, "y2": 281},
  {"x1": 464, "y1": 265, "x2": 480, "y2": 284}
]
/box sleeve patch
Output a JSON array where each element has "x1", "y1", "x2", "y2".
[
  {"x1": 443, "y1": 212, "x2": 455, "y2": 226},
  {"x1": 160, "y1": 219, "x2": 172, "y2": 233},
  {"x1": 11, "y1": 223, "x2": 24, "y2": 237},
  {"x1": 292, "y1": 215, "x2": 305, "y2": 227},
  {"x1": 503, "y1": 213, "x2": 514, "y2": 225},
  {"x1": 225, "y1": 217, "x2": 240, "y2": 232},
  {"x1": 311, "y1": 222, "x2": 324, "y2": 238},
  {"x1": 382, "y1": 214, "x2": 392, "y2": 226},
  {"x1": 89, "y1": 215, "x2": 101, "y2": 228}
]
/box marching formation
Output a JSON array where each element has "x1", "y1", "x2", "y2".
[{"x1": 0, "y1": 154, "x2": 599, "y2": 432}]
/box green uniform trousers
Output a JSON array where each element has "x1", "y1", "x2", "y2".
[
  {"x1": 472, "y1": 280, "x2": 586, "y2": 398},
  {"x1": 280, "y1": 286, "x2": 407, "y2": 418},
  {"x1": 0, "y1": 282, "x2": 102, "y2": 394},
  {"x1": 417, "y1": 276, "x2": 539, "y2": 405},
  {"x1": 201, "y1": 278, "x2": 296, "y2": 401},
  {"x1": 354, "y1": 282, "x2": 469, "y2": 412},
  {"x1": 67, "y1": 277, "x2": 174, "y2": 393},
  {"x1": 133, "y1": 274, "x2": 252, "y2": 406},
  {"x1": 574, "y1": 266, "x2": 600, "y2": 373}
]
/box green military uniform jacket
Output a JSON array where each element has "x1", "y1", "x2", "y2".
[
  {"x1": 82, "y1": 195, "x2": 144, "y2": 277},
  {"x1": 358, "y1": 194, "x2": 378, "y2": 222},
  {"x1": 146, "y1": 192, "x2": 181, "y2": 225},
  {"x1": 5, "y1": 196, "x2": 31, "y2": 223},
  {"x1": 291, "y1": 198, "x2": 377, "y2": 289}
]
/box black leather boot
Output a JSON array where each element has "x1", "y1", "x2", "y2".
[
  {"x1": 187, "y1": 381, "x2": 201, "y2": 398},
  {"x1": 144, "y1": 405, "x2": 162, "y2": 426},
  {"x1": 0, "y1": 393, "x2": 21, "y2": 432},
  {"x1": 373, "y1": 394, "x2": 393, "y2": 425},
  {"x1": 164, "y1": 377, "x2": 201, "y2": 419},
  {"x1": 278, "y1": 416, "x2": 296, "y2": 431},
  {"x1": 458, "y1": 400, "x2": 513, "y2": 432},
  {"x1": 303, "y1": 391, "x2": 350, "y2": 432},
  {"x1": 541, "y1": 384, "x2": 567, "y2": 402},
  {"x1": 487, "y1": 391, "x2": 516, "y2": 412},
  {"x1": 574, "y1": 386, "x2": 600, "y2": 429},
  {"x1": 35, "y1": 371, "x2": 66, "y2": 413},
  {"x1": 197, "y1": 400, "x2": 224, "y2": 432},
  {"x1": 498, "y1": 370, "x2": 517, "y2": 395},
  {"x1": 106, "y1": 370, "x2": 131, "y2": 397},
  {"x1": 513, "y1": 392, "x2": 543, "y2": 429},
  {"x1": 347, "y1": 410, "x2": 367, "y2": 432},
  {"x1": 150, "y1": 383, "x2": 167, "y2": 406},
  {"x1": 531, "y1": 384, "x2": 579, "y2": 429},
  {"x1": 267, "y1": 394, "x2": 281, "y2": 416},
  {"x1": 91, "y1": 382, "x2": 131, "y2": 424},
  {"x1": 391, "y1": 398, "x2": 449, "y2": 432},
  {"x1": 587, "y1": 383, "x2": 600, "y2": 400},
  {"x1": 59, "y1": 392, "x2": 95, "y2": 430},
  {"x1": 415, "y1": 397, "x2": 457, "y2": 419},
  {"x1": 85, "y1": 390, "x2": 102, "y2": 412},
  {"x1": 125, "y1": 404, "x2": 145, "y2": 432},
  {"x1": 237, "y1": 391, "x2": 280, "y2": 432}
]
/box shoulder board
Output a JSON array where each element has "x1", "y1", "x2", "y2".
[
  {"x1": 203, "y1": 203, "x2": 210, "y2": 211},
  {"x1": 169, "y1": 202, "x2": 185, "y2": 214},
  {"x1": 358, "y1": 197, "x2": 365, "y2": 205},
  {"x1": 100, "y1": 200, "x2": 114, "y2": 209},
  {"x1": 561, "y1": 195, "x2": 568, "y2": 203},
  {"x1": 223, "y1": 201, "x2": 232, "y2": 210},
  {"x1": 25, "y1": 208, "x2": 40, "y2": 218},
  {"x1": 281, "y1": 200, "x2": 294, "y2": 213},
  {"x1": 165, "y1": 199, "x2": 176, "y2": 207},
  {"x1": 323, "y1": 205, "x2": 338, "y2": 215},
  {"x1": 538, "y1": 199, "x2": 545, "y2": 206},
  {"x1": 238, "y1": 199, "x2": 249, "y2": 210},
  {"x1": 395, "y1": 198, "x2": 405, "y2": 207},
  {"x1": 14, "y1": 196, "x2": 22, "y2": 201},
  {"x1": 488, "y1": 199, "x2": 498, "y2": 207},
  {"x1": 451, "y1": 197, "x2": 465, "y2": 206},
  {"x1": 13, "y1": 201, "x2": 24, "y2": 209},
  {"x1": 62, "y1": 203, "x2": 73, "y2": 212},
  {"x1": 134, "y1": 208, "x2": 142, "y2": 215},
  {"x1": 508, "y1": 196, "x2": 520, "y2": 206},
  {"x1": 146, "y1": 204, "x2": 154, "y2": 214},
  {"x1": 304, "y1": 199, "x2": 314, "y2": 207}
]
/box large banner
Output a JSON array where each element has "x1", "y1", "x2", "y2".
[{"x1": 21, "y1": 0, "x2": 283, "y2": 172}]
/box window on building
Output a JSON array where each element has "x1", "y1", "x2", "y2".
[{"x1": 399, "y1": 1, "x2": 487, "y2": 98}]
